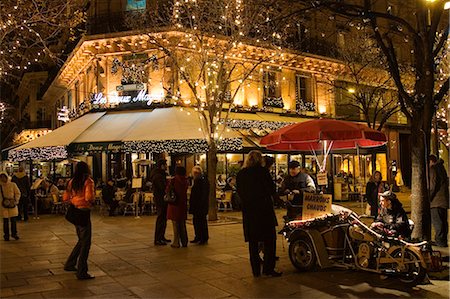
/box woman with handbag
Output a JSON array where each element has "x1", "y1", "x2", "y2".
[
  {"x1": 0, "y1": 172, "x2": 21, "y2": 241},
  {"x1": 63, "y1": 162, "x2": 96, "y2": 280},
  {"x1": 167, "y1": 166, "x2": 189, "y2": 248}
]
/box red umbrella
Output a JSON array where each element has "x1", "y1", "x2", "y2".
[{"x1": 260, "y1": 119, "x2": 387, "y2": 151}]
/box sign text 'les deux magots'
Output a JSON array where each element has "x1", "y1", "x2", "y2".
[{"x1": 91, "y1": 91, "x2": 156, "y2": 106}]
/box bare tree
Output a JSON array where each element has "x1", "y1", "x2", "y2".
[
  {"x1": 126, "y1": 0, "x2": 286, "y2": 220},
  {"x1": 332, "y1": 33, "x2": 400, "y2": 131},
  {"x1": 285, "y1": 0, "x2": 449, "y2": 240},
  {"x1": 0, "y1": 0, "x2": 86, "y2": 82}
]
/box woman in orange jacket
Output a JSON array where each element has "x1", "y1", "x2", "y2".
[{"x1": 63, "y1": 161, "x2": 95, "y2": 280}]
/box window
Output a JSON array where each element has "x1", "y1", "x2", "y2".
[
  {"x1": 74, "y1": 82, "x2": 79, "y2": 107},
  {"x1": 263, "y1": 71, "x2": 281, "y2": 99},
  {"x1": 67, "y1": 90, "x2": 72, "y2": 109},
  {"x1": 295, "y1": 74, "x2": 314, "y2": 111},
  {"x1": 126, "y1": 0, "x2": 146, "y2": 11}
]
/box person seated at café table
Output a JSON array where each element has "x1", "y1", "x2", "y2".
[
  {"x1": 280, "y1": 161, "x2": 316, "y2": 220},
  {"x1": 37, "y1": 178, "x2": 60, "y2": 212},
  {"x1": 217, "y1": 175, "x2": 226, "y2": 190},
  {"x1": 115, "y1": 170, "x2": 128, "y2": 190},
  {"x1": 370, "y1": 191, "x2": 411, "y2": 239},
  {"x1": 102, "y1": 179, "x2": 118, "y2": 216}
]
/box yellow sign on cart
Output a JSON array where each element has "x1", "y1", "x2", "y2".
[{"x1": 302, "y1": 193, "x2": 332, "y2": 219}]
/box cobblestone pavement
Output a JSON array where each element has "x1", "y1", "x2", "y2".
[{"x1": 1, "y1": 206, "x2": 449, "y2": 299}]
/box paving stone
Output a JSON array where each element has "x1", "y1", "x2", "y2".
[
  {"x1": 12, "y1": 282, "x2": 62, "y2": 296},
  {"x1": 179, "y1": 283, "x2": 232, "y2": 298},
  {"x1": 0, "y1": 287, "x2": 15, "y2": 297}
]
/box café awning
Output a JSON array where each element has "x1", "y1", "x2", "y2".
[
  {"x1": 8, "y1": 112, "x2": 105, "y2": 161},
  {"x1": 9, "y1": 108, "x2": 246, "y2": 161}
]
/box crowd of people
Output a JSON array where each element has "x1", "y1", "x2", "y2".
[{"x1": 0, "y1": 153, "x2": 448, "y2": 280}]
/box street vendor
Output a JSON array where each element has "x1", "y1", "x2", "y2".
[
  {"x1": 370, "y1": 191, "x2": 411, "y2": 239},
  {"x1": 280, "y1": 161, "x2": 316, "y2": 220}
]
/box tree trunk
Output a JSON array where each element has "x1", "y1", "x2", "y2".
[
  {"x1": 409, "y1": 116, "x2": 432, "y2": 241},
  {"x1": 207, "y1": 142, "x2": 218, "y2": 221}
]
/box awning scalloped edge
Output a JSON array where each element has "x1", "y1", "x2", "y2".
[{"x1": 8, "y1": 146, "x2": 68, "y2": 162}]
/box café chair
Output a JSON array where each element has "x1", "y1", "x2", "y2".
[
  {"x1": 123, "y1": 192, "x2": 140, "y2": 216},
  {"x1": 51, "y1": 194, "x2": 63, "y2": 214},
  {"x1": 217, "y1": 190, "x2": 233, "y2": 212},
  {"x1": 142, "y1": 192, "x2": 154, "y2": 215}
]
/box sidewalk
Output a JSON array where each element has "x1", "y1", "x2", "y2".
[{"x1": 1, "y1": 210, "x2": 449, "y2": 298}]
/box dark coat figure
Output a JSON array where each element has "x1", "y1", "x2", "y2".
[
  {"x1": 365, "y1": 181, "x2": 389, "y2": 217},
  {"x1": 102, "y1": 182, "x2": 118, "y2": 216},
  {"x1": 237, "y1": 154, "x2": 280, "y2": 277},
  {"x1": 376, "y1": 202, "x2": 411, "y2": 239},
  {"x1": 150, "y1": 160, "x2": 170, "y2": 245},
  {"x1": 280, "y1": 173, "x2": 315, "y2": 205},
  {"x1": 11, "y1": 168, "x2": 30, "y2": 221},
  {"x1": 189, "y1": 174, "x2": 209, "y2": 244},
  {"x1": 167, "y1": 168, "x2": 189, "y2": 248},
  {"x1": 429, "y1": 156, "x2": 449, "y2": 247}
]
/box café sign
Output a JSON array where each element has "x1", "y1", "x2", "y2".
[
  {"x1": 70, "y1": 142, "x2": 123, "y2": 153},
  {"x1": 91, "y1": 90, "x2": 157, "y2": 106}
]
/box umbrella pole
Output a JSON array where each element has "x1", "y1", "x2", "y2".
[{"x1": 357, "y1": 144, "x2": 363, "y2": 213}]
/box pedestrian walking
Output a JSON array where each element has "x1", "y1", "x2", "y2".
[
  {"x1": 63, "y1": 161, "x2": 96, "y2": 280},
  {"x1": 429, "y1": 155, "x2": 449, "y2": 247},
  {"x1": 365, "y1": 171, "x2": 389, "y2": 218},
  {"x1": 167, "y1": 166, "x2": 189, "y2": 248},
  {"x1": 0, "y1": 172, "x2": 21, "y2": 241},
  {"x1": 189, "y1": 166, "x2": 209, "y2": 245},
  {"x1": 11, "y1": 166, "x2": 30, "y2": 221},
  {"x1": 236, "y1": 150, "x2": 281, "y2": 277},
  {"x1": 150, "y1": 159, "x2": 171, "y2": 245}
]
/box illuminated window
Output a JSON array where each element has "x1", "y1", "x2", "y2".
[
  {"x1": 126, "y1": 0, "x2": 146, "y2": 11},
  {"x1": 263, "y1": 71, "x2": 281, "y2": 99}
]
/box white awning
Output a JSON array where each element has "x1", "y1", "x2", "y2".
[
  {"x1": 9, "y1": 112, "x2": 105, "y2": 161},
  {"x1": 73, "y1": 111, "x2": 147, "y2": 143}
]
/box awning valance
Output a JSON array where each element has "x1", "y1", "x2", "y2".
[{"x1": 8, "y1": 112, "x2": 105, "y2": 161}]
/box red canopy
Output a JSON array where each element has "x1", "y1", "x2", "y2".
[{"x1": 260, "y1": 119, "x2": 387, "y2": 151}]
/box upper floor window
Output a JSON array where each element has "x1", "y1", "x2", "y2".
[
  {"x1": 295, "y1": 74, "x2": 314, "y2": 111},
  {"x1": 263, "y1": 70, "x2": 281, "y2": 99},
  {"x1": 67, "y1": 90, "x2": 72, "y2": 109},
  {"x1": 126, "y1": 0, "x2": 146, "y2": 11}
]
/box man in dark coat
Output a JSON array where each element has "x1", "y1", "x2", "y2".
[
  {"x1": 280, "y1": 161, "x2": 316, "y2": 219},
  {"x1": 429, "y1": 155, "x2": 449, "y2": 247},
  {"x1": 237, "y1": 150, "x2": 281, "y2": 277},
  {"x1": 11, "y1": 166, "x2": 30, "y2": 221},
  {"x1": 150, "y1": 159, "x2": 170, "y2": 246},
  {"x1": 189, "y1": 166, "x2": 209, "y2": 245},
  {"x1": 102, "y1": 179, "x2": 118, "y2": 216}
]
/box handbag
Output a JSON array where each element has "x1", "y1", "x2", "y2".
[
  {"x1": 65, "y1": 204, "x2": 90, "y2": 226},
  {"x1": 0, "y1": 186, "x2": 16, "y2": 209},
  {"x1": 164, "y1": 179, "x2": 177, "y2": 204}
]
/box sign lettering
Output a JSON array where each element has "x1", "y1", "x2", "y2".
[
  {"x1": 91, "y1": 91, "x2": 157, "y2": 106},
  {"x1": 302, "y1": 193, "x2": 332, "y2": 220}
]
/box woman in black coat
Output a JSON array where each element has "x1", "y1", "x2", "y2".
[
  {"x1": 189, "y1": 166, "x2": 209, "y2": 245},
  {"x1": 236, "y1": 150, "x2": 281, "y2": 277},
  {"x1": 365, "y1": 171, "x2": 389, "y2": 217}
]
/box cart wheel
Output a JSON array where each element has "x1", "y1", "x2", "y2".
[
  {"x1": 391, "y1": 248, "x2": 426, "y2": 287},
  {"x1": 289, "y1": 237, "x2": 317, "y2": 271}
]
